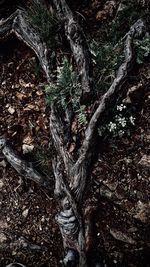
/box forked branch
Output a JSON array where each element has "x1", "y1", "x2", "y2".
[
  {"x1": 71, "y1": 19, "x2": 145, "y2": 200},
  {"x1": 52, "y1": 0, "x2": 93, "y2": 101}
]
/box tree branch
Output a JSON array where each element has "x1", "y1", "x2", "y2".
[
  {"x1": 0, "y1": 138, "x2": 51, "y2": 189},
  {"x1": 50, "y1": 104, "x2": 74, "y2": 176},
  {"x1": 52, "y1": 0, "x2": 93, "y2": 101},
  {"x1": 71, "y1": 19, "x2": 145, "y2": 200},
  {"x1": 0, "y1": 9, "x2": 53, "y2": 82}
]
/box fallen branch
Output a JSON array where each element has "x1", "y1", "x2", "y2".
[{"x1": 0, "y1": 138, "x2": 51, "y2": 189}]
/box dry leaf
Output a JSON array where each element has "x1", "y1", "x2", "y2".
[
  {"x1": 23, "y1": 134, "x2": 33, "y2": 145},
  {"x1": 16, "y1": 92, "x2": 26, "y2": 100},
  {"x1": 24, "y1": 104, "x2": 39, "y2": 111},
  {"x1": 68, "y1": 142, "x2": 76, "y2": 153},
  {"x1": 110, "y1": 229, "x2": 136, "y2": 244}
]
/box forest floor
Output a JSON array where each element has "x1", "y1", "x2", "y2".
[{"x1": 0, "y1": 1, "x2": 150, "y2": 267}]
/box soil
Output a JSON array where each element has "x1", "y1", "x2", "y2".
[{"x1": 0, "y1": 1, "x2": 150, "y2": 267}]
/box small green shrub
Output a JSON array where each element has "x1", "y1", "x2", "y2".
[
  {"x1": 90, "y1": 40, "x2": 124, "y2": 93},
  {"x1": 76, "y1": 105, "x2": 87, "y2": 127},
  {"x1": 45, "y1": 57, "x2": 81, "y2": 109},
  {"x1": 134, "y1": 33, "x2": 150, "y2": 64}
]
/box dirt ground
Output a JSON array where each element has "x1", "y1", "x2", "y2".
[{"x1": 0, "y1": 1, "x2": 150, "y2": 267}]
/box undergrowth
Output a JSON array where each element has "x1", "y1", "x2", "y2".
[
  {"x1": 90, "y1": 40, "x2": 124, "y2": 93},
  {"x1": 27, "y1": 0, "x2": 59, "y2": 49},
  {"x1": 45, "y1": 57, "x2": 81, "y2": 110},
  {"x1": 90, "y1": 0, "x2": 150, "y2": 94}
]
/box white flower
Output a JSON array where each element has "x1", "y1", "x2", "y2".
[
  {"x1": 130, "y1": 116, "x2": 135, "y2": 125},
  {"x1": 108, "y1": 122, "x2": 117, "y2": 132},
  {"x1": 119, "y1": 130, "x2": 124, "y2": 137},
  {"x1": 116, "y1": 116, "x2": 127, "y2": 127},
  {"x1": 117, "y1": 104, "x2": 126, "y2": 111}
]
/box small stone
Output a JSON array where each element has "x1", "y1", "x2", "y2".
[
  {"x1": 22, "y1": 208, "x2": 29, "y2": 218},
  {"x1": 41, "y1": 216, "x2": 45, "y2": 222},
  {"x1": 0, "y1": 233, "x2": 7, "y2": 243},
  {"x1": 12, "y1": 250, "x2": 17, "y2": 255},
  {"x1": 8, "y1": 106, "x2": 15, "y2": 114}
]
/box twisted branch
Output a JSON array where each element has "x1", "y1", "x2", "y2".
[
  {"x1": 0, "y1": 138, "x2": 51, "y2": 189},
  {"x1": 0, "y1": 9, "x2": 52, "y2": 82},
  {"x1": 71, "y1": 19, "x2": 145, "y2": 201},
  {"x1": 52, "y1": 0, "x2": 93, "y2": 101}
]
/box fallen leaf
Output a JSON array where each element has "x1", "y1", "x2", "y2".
[
  {"x1": 24, "y1": 104, "x2": 39, "y2": 111},
  {"x1": 68, "y1": 142, "x2": 76, "y2": 153},
  {"x1": 138, "y1": 155, "x2": 150, "y2": 169},
  {"x1": 19, "y1": 78, "x2": 34, "y2": 88},
  {"x1": 23, "y1": 134, "x2": 33, "y2": 145},
  {"x1": 133, "y1": 201, "x2": 150, "y2": 223},
  {"x1": 16, "y1": 92, "x2": 26, "y2": 100},
  {"x1": 110, "y1": 229, "x2": 136, "y2": 244}
]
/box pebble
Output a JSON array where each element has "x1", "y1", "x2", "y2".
[
  {"x1": 22, "y1": 208, "x2": 29, "y2": 218},
  {"x1": 0, "y1": 233, "x2": 7, "y2": 243},
  {"x1": 8, "y1": 106, "x2": 15, "y2": 114}
]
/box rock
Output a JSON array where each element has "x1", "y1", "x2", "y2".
[{"x1": 22, "y1": 208, "x2": 29, "y2": 218}]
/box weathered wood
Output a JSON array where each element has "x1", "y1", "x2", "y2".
[
  {"x1": 70, "y1": 19, "x2": 145, "y2": 201},
  {"x1": 52, "y1": 0, "x2": 93, "y2": 102},
  {"x1": 0, "y1": 138, "x2": 51, "y2": 189},
  {"x1": 0, "y1": 9, "x2": 53, "y2": 82}
]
